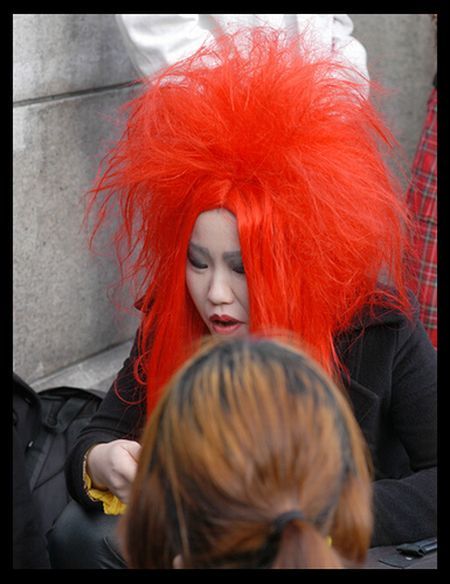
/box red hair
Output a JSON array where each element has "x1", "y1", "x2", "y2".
[{"x1": 87, "y1": 28, "x2": 413, "y2": 414}]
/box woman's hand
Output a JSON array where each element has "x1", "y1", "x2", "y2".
[{"x1": 86, "y1": 439, "x2": 141, "y2": 504}]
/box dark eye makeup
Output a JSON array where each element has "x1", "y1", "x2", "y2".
[
  {"x1": 231, "y1": 263, "x2": 245, "y2": 274},
  {"x1": 187, "y1": 249, "x2": 245, "y2": 274},
  {"x1": 188, "y1": 252, "x2": 208, "y2": 270}
]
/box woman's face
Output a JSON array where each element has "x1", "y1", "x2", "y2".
[{"x1": 186, "y1": 209, "x2": 249, "y2": 337}]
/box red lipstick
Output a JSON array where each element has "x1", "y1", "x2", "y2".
[{"x1": 209, "y1": 314, "x2": 244, "y2": 335}]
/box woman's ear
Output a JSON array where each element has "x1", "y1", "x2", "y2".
[{"x1": 173, "y1": 554, "x2": 183, "y2": 569}]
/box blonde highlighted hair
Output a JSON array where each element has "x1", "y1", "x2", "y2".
[{"x1": 121, "y1": 334, "x2": 373, "y2": 568}]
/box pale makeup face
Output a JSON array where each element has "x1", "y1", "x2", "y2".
[{"x1": 186, "y1": 209, "x2": 249, "y2": 337}]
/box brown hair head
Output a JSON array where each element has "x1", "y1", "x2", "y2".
[{"x1": 121, "y1": 334, "x2": 373, "y2": 568}]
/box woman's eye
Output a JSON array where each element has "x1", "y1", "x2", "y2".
[
  {"x1": 232, "y1": 264, "x2": 245, "y2": 275},
  {"x1": 188, "y1": 254, "x2": 208, "y2": 270}
]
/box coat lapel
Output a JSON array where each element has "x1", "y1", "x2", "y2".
[{"x1": 346, "y1": 377, "x2": 381, "y2": 465}]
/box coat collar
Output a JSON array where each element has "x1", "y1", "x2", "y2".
[{"x1": 341, "y1": 285, "x2": 419, "y2": 333}]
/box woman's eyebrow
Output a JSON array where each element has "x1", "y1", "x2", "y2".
[
  {"x1": 189, "y1": 242, "x2": 241, "y2": 261},
  {"x1": 223, "y1": 251, "x2": 242, "y2": 261},
  {"x1": 189, "y1": 242, "x2": 211, "y2": 258}
]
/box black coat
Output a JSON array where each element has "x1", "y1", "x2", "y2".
[
  {"x1": 65, "y1": 300, "x2": 437, "y2": 547},
  {"x1": 334, "y1": 302, "x2": 436, "y2": 545}
]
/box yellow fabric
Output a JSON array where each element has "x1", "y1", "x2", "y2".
[{"x1": 83, "y1": 469, "x2": 127, "y2": 516}]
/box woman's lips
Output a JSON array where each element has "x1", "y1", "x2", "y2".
[
  {"x1": 210, "y1": 321, "x2": 243, "y2": 335},
  {"x1": 209, "y1": 314, "x2": 244, "y2": 335}
]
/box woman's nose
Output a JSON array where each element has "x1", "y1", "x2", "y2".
[{"x1": 207, "y1": 272, "x2": 234, "y2": 305}]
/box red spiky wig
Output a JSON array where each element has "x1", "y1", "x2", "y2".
[{"x1": 87, "y1": 28, "x2": 413, "y2": 414}]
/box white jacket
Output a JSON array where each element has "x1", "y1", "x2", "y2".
[{"x1": 116, "y1": 14, "x2": 369, "y2": 83}]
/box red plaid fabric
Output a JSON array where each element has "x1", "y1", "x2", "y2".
[{"x1": 406, "y1": 88, "x2": 437, "y2": 349}]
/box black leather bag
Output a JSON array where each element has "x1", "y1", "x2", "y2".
[{"x1": 13, "y1": 373, "x2": 104, "y2": 567}]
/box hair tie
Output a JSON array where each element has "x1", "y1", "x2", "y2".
[{"x1": 272, "y1": 510, "x2": 305, "y2": 533}]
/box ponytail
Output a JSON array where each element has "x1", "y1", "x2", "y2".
[{"x1": 273, "y1": 520, "x2": 343, "y2": 569}]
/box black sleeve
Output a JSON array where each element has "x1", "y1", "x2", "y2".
[
  {"x1": 65, "y1": 328, "x2": 147, "y2": 508},
  {"x1": 371, "y1": 317, "x2": 437, "y2": 546}
]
